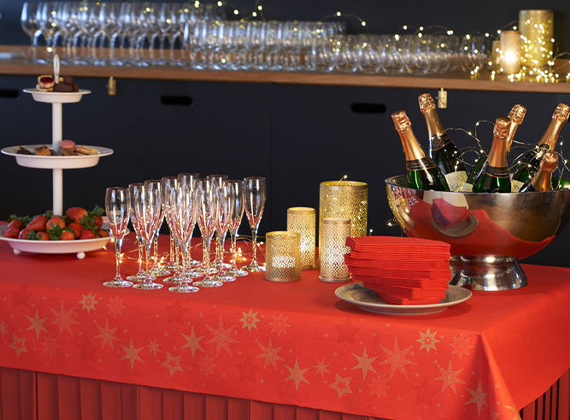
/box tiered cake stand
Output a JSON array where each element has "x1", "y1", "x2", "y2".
[{"x1": 0, "y1": 88, "x2": 114, "y2": 258}]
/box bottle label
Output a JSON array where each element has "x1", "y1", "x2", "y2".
[
  {"x1": 406, "y1": 158, "x2": 436, "y2": 171},
  {"x1": 484, "y1": 165, "x2": 510, "y2": 178},
  {"x1": 444, "y1": 170, "x2": 468, "y2": 192},
  {"x1": 461, "y1": 182, "x2": 474, "y2": 192},
  {"x1": 511, "y1": 179, "x2": 525, "y2": 192}
]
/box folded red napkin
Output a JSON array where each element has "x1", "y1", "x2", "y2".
[
  {"x1": 352, "y1": 274, "x2": 449, "y2": 289},
  {"x1": 363, "y1": 281, "x2": 447, "y2": 300},
  {"x1": 345, "y1": 255, "x2": 450, "y2": 270},
  {"x1": 348, "y1": 249, "x2": 450, "y2": 261},
  {"x1": 377, "y1": 293, "x2": 443, "y2": 305},
  {"x1": 346, "y1": 236, "x2": 450, "y2": 251},
  {"x1": 348, "y1": 265, "x2": 450, "y2": 280}
]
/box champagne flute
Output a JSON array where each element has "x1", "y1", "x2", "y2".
[
  {"x1": 177, "y1": 173, "x2": 202, "y2": 280},
  {"x1": 193, "y1": 179, "x2": 223, "y2": 288},
  {"x1": 226, "y1": 180, "x2": 248, "y2": 277},
  {"x1": 161, "y1": 176, "x2": 183, "y2": 284},
  {"x1": 104, "y1": 187, "x2": 133, "y2": 288},
  {"x1": 127, "y1": 183, "x2": 155, "y2": 283},
  {"x1": 243, "y1": 177, "x2": 266, "y2": 272},
  {"x1": 213, "y1": 181, "x2": 235, "y2": 282}
]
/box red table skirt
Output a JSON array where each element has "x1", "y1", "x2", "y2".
[{"x1": 1, "y1": 367, "x2": 568, "y2": 420}]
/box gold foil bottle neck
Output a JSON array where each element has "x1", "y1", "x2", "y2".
[
  {"x1": 553, "y1": 103, "x2": 570, "y2": 123},
  {"x1": 508, "y1": 104, "x2": 527, "y2": 125},
  {"x1": 540, "y1": 150, "x2": 559, "y2": 172},
  {"x1": 391, "y1": 110, "x2": 412, "y2": 132},
  {"x1": 493, "y1": 116, "x2": 511, "y2": 139},
  {"x1": 418, "y1": 93, "x2": 436, "y2": 113}
]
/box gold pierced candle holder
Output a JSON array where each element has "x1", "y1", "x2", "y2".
[
  {"x1": 519, "y1": 9, "x2": 554, "y2": 69},
  {"x1": 319, "y1": 217, "x2": 351, "y2": 283},
  {"x1": 265, "y1": 231, "x2": 301, "y2": 282},
  {"x1": 319, "y1": 181, "x2": 368, "y2": 248},
  {"x1": 287, "y1": 207, "x2": 316, "y2": 270}
]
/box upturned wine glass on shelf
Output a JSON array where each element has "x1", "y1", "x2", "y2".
[
  {"x1": 127, "y1": 183, "x2": 155, "y2": 283},
  {"x1": 226, "y1": 180, "x2": 248, "y2": 278},
  {"x1": 243, "y1": 176, "x2": 266, "y2": 272},
  {"x1": 104, "y1": 187, "x2": 133, "y2": 288},
  {"x1": 194, "y1": 179, "x2": 223, "y2": 288}
]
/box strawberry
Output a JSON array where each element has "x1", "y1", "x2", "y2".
[
  {"x1": 3, "y1": 225, "x2": 21, "y2": 238},
  {"x1": 36, "y1": 231, "x2": 49, "y2": 241},
  {"x1": 67, "y1": 222, "x2": 83, "y2": 239},
  {"x1": 18, "y1": 228, "x2": 34, "y2": 240},
  {"x1": 66, "y1": 207, "x2": 88, "y2": 224},
  {"x1": 60, "y1": 230, "x2": 75, "y2": 241},
  {"x1": 46, "y1": 216, "x2": 65, "y2": 230},
  {"x1": 7, "y1": 219, "x2": 23, "y2": 230},
  {"x1": 93, "y1": 216, "x2": 103, "y2": 228},
  {"x1": 98, "y1": 229, "x2": 110, "y2": 238},
  {"x1": 27, "y1": 215, "x2": 47, "y2": 231},
  {"x1": 80, "y1": 229, "x2": 96, "y2": 240}
]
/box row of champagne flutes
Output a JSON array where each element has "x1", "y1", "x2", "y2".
[{"x1": 104, "y1": 174, "x2": 266, "y2": 293}]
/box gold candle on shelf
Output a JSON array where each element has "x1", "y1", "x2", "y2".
[
  {"x1": 519, "y1": 9, "x2": 554, "y2": 69},
  {"x1": 287, "y1": 207, "x2": 316, "y2": 270},
  {"x1": 500, "y1": 30, "x2": 521, "y2": 75},
  {"x1": 319, "y1": 181, "x2": 368, "y2": 247},
  {"x1": 319, "y1": 217, "x2": 351, "y2": 283},
  {"x1": 491, "y1": 40, "x2": 502, "y2": 72},
  {"x1": 265, "y1": 231, "x2": 301, "y2": 282}
]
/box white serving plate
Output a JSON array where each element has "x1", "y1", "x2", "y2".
[
  {"x1": 0, "y1": 225, "x2": 111, "y2": 259},
  {"x1": 1, "y1": 145, "x2": 114, "y2": 169},
  {"x1": 23, "y1": 88, "x2": 91, "y2": 104},
  {"x1": 335, "y1": 282, "x2": 472, "y2": 316}
]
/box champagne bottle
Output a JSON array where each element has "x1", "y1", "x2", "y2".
[
  {"x1": 511, "y1": 103, "x2": 570, "y2": 192},
  {"x1": 391, "y1": 110, "x2": 450, "y2": 191},
  {"x1": 473, "y1": 117, "x2": 512, "y2": 193},
  {"x1": 418, "y1": 93, "x2": 467, "y2": 191},
  {"x1": 519, "y1": 150, "x2": 558, "y2": 192},
  {"x1": 463, "y1": 104, "x2": 526, "y2": 191}
]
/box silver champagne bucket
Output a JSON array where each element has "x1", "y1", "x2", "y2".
[{"x1": 385, "y1": 175, "x2": 570, "y2": 291}]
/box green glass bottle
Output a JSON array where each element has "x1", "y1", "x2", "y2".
[
  {"x1": 463, "y1": 104, "x2": 526, "y2": 191},
  {"x1": 391, "y1": 110, "x2": 450, "y2": 191},
  {"x1": 520, "y1": 151, "x2": 558, "y2": 192},
  {"x1": 511, "y1": 103, "x2": 570, "y2": 192},
  {"x1": 418, "y1": 93, "x2": 466, "y2": 191},
  {"x1": 473, "y1": 117, "x2": 512, "y2": 193}
]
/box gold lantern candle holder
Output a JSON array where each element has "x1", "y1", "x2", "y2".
[
  {"x1": 500, "y1": 30, "x2": 521, "y2": 75},
  {"x1": 319, "y1": 217, "x2": 351, "y2": 283},
  {"x1": 265, "y1": 231, "x2": 301, "y2": 282},
  {"x1": 519, "y1": 9, "x2": 554, "y2": 69},
  {"x1": 319, "y1": 181, "x2": 368, "y2": 247},
  {"x1": 287, "y1": 207, "x2": 316, "y2": 270}
]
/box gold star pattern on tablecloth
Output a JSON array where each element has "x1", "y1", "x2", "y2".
[
  {"x1": 465, "y1": 380, "x2": 488, "y2": 415},
  {"x1": 42, "y1": 335, "x2": 59, "y2": 356},
  {"x1": 147, "y1": 339, "x2": 161, "y2": 357},
  {"x1": 449, "y1": 334, "x2": 474, "y2": 359},
  {"x1": 121, "y1": 339, "x2": 144, "y2": 369},
  {"x1": 198, "y1": 353, "x2": 217, "y2": 376},
  {"x1": 351, "y1": 346, "x2": 377, "y2": 380},
  {"x1": 162, "y1": 352, "x2": 183, "y2": 376},
  {"x1": 416, "y1": 328, "x2": 440, "y2": 353},
  {"x1": 181, "y1": 326, "x2": 204, "y2": 358},
  {"x1": 314, "y1": 359, "x2": 330, "y2": 378},
  {"x1": 369, "y1": 374, "x2": 390, "y2": 399},
  {"x1": 434, "y1": 361, "x2": 466, "y2": 393},
  {"x1": 95, "y1": 319, "x2": 120, "y2": 349},
  {"x1": 78, "y1": 292, "x2": 98, "y2": 313},
  {"x1": 206, "y1": 317, "x2": 238, "y2": 357},
  {"x1": 379, "y1": 337, "x2": 416, "y2": 379},
  {"x1": 26, "y1": 309, "x2": 47, "y2": 339},
  {"x1": 235, "y1": 357, "x2": 257, "y2": 382},
  {"x1": 269, "y1": 314, "x2": 290, "y2": 337},
  {"x1": 49, "y1": 300, "x2": 79, "y2": 337},
  {"x1": 9, "y1": 334, "x2": 27, "y2": 357},
  {"x1": 413, "y1": 378, "x2": 439, "y2": 406},
  {"x1": 330, "y1": 374, "x2": 352, "y2": 398},
  {"x1": 256, "y1": 339, "x2": 284, "y2": 369},
  {"x1": 106, "y1": 297, "x2": 125, "y2": 317},
  {"x1": 284, "y1": 358, "x2": 310, "y2": 391},
  {"x1": 239, "y1": 309, "x2": 260, "y2": 331}
]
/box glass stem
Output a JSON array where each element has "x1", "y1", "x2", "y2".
[
  {"x1": 220, "y1": 229, "x2": 229, "y2": 269},
  {"x1": 180, "y1": 243, "x2": 189, "y2": 285},
  {"x1": 114, "y1": 237, "x2": 123, "y2": 280},
  {"x1": 137, "y1": 236, "x2": 143, "y2": 272},
  {"x1": 230, "y1": 231, "x2": 238, "y2": 270},
  {"x1": 203, "y1": 237, "x2": 212, "y2": 280},
  {"x1": 153, "y1": 236, "x2": 159, "y2": 267},
  {"x1": 145, "y1": 242, "x2": 152, "y2": 283},
  {"x1": 169, "y1": 232, "x2": 175, "y2": 265},
  {"x1": 251, "y1": 225, "x2": 259, "y2": 264},
  {"x1": 216, "y1": 233, "x2": 223, "y2": 267}
]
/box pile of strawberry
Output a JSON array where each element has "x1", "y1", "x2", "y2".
[{"x1": 3, "y1": 206, "x2": 109, "y2": 241}]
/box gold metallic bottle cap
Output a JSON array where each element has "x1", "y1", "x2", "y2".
[
  {"x1": 508, "y1": 104, "x2": 527, "y2": 124},
  {"x1": 541, "y1": 150, "x2": 559, "y2": 171},
  {"x1": 493, "y1": 116, "x2": 511, "y2": 138},
  {"x1": 418, "y1": 93, "x2": 436, "y2": 113},
  {"x1": 553, "y1": 103, "x2": 570, "y2": 123},
  {"x1": 391, "y1": 110, "x2": 412, "y2": 132}
]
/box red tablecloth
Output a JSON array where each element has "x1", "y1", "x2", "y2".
[{"x1": 0, "y1": 237, "x2": 569, "y2": 420}]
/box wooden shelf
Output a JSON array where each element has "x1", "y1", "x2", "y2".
[{"x1": 2, "y1": 45, "x2": 570, "y2": 93}]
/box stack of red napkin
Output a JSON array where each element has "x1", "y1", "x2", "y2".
[{"x1": 344, "y1": 236, "x2": 451, "y2": 305}]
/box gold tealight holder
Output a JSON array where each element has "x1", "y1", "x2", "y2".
[
  {"x1": 265, "y1": 231, "x2": 301, "y2": 282},
  {"x1": 500, "y1": 30, "x2": 521, "y2": 75},
  {"x1": 519, "y1": 9, "x2": 554, "y2": 69},
  {"x1": 319, "y1": 181, "x2": 368, "y2": 247},
  {"x1": 287, "y1": 207, "x2": 316, "y2": 270},
  {"x1": 319, "y1": 217, "x2": 351, "y2": 283}
]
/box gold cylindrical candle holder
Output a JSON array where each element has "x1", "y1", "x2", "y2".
[
  {"x1": 265, "y1": 231, "x2": 301, "y2": 282},
  {"x1": 287, "y1": 207, "x2": 316, "y2": 270},
  {"x1": 500, "y1": 30, "x2": 521, "y2": 75},
  {"x1": 319, "y1": 217, "x2": 351, "y2": 283},
  {"x1": 519, "y1": 9, "x2": 554, "y2": 69},
  {"x1": 319, "y1": 181, "x2": 368, "y2": 247},
  {"x1": 491, "y1": 40, "x2": 502, "y2": 72}
]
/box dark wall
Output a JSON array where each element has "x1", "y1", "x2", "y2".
[{"x1": 1, "y1": 1, "x2": 570, "y2": 267}]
